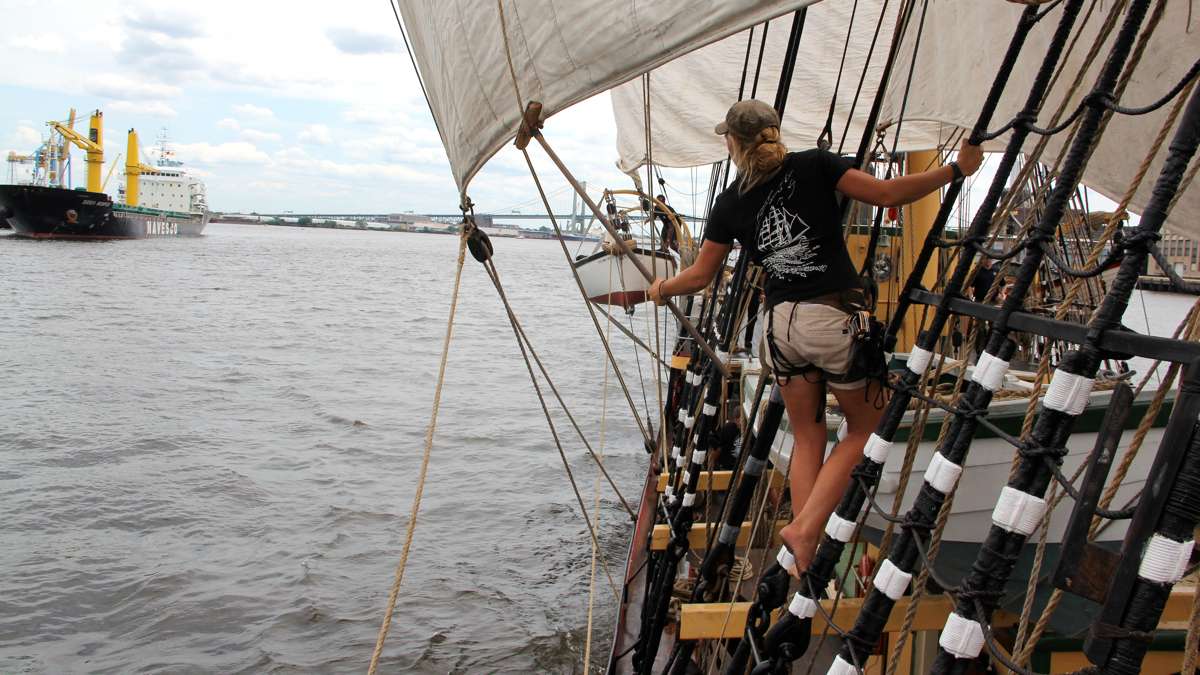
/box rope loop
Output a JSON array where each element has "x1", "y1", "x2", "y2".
[
  {"x1": 1118, "y1": 227, "x2": 1162, "y2": 252},
  {"x1": 1017, "y1": 440, "x2": 1067, "y2": 461},
  {"x1": 817, "y1": 126, "x2": 834, "y2": 152},
  {"x1": 1084, "y1": 88, "x2": 1118, "y2": 112},
  {"x1": 901, "y1": 511, "x2": 937, "y2": 534}
]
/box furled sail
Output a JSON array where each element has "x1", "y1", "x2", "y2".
[
  {"x1": 392, "y1": 0, "x2": 818, "y2": 197},
  {"x1": 612, "y1": 1, "x2": 1200, "y2": 237}
]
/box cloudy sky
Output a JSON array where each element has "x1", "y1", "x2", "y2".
[{"x1": 0, "y1": 0, "x2": 709, "y2": 217}]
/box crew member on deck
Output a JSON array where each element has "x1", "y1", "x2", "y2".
[
  {"x1": 972, "y1": 256, "x2": 998, "y2": 302},
  {"x1": 648, "y1": 99, "x2": 982, "y2": 576},
  {"x1": 651, "y1": 194, "x2": 680, "y2": 253}
]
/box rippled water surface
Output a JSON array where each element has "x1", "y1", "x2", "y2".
[{"x1": 0, "y1": 223, "x2": 652, "y2": 674}]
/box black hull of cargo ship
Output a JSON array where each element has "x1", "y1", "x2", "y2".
[{"x1": 0, "y1": 184, "x2": 207, "y2": 239}]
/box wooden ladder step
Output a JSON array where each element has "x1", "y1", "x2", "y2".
[
  {"x1": 678, "y1": 596, "x2": 1018, "y2": 641},
  {"x1": 656, "y1": 469, "x2": 785, "y2": 493},
  {"x1": 650, "y1": 519, "x2": 788, "y2": 551}
]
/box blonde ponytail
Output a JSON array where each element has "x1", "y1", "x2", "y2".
[{"x1": 731, "y1": 127, "x2": 787, "y2": 195}]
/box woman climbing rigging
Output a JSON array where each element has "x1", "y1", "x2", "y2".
[{"x1": 648, "y1": 99, "x2": 982, "y2": 576}]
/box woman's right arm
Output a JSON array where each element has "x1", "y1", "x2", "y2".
[
  {"x1": 650, "y1": 240, "x2": 732, "y2": 304},
  {"x1": 836, "y1": 139, "x2": 983, "y2": 207}
]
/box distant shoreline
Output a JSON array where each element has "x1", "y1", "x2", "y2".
[{"x1": 208, "y1": 217, "x2": 600, "y2": 242}]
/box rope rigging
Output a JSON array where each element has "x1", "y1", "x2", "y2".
[
  {"x1": 367, "y1": 230, "x2": 469, "y2": 675},
  {"x1": 732, "y1": 2, "x2": 1100, "y2": 672},
  {"x1": 469, "y1": 220, "x2": 625, "y2": 602},
  {"x1": 398, "y1": 0, "x2": 1200, "y2": 672}
]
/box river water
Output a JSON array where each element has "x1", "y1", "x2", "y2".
[
  {"x1": 0, "y1": 223, "x2": 653, "y2": 674},
  {"x1": 1, "y1": 223, "x2": 1195, "y2": 674}
]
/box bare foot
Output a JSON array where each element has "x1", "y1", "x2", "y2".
[{"x1": 778, "y1": 521, "x2": 820, "y2": 579}]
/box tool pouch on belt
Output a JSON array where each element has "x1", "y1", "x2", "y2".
[
  {"x1": 837, "y1": 289, "x2": 887, "y2": 384},
  {"x1": 844, "y1": 308, "x2": 888, "y2": 383}
]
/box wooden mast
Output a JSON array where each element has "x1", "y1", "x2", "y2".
[{"x1": 897, "y1": 149, "x2": 942, "y2": 353}]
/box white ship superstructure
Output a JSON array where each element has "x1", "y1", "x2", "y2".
[{"x1": 126, "y1": 133, "x2": 208, "y2": 216}]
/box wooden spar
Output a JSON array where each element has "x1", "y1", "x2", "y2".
[{"x1": 518, "y1": 102, "x2": 732, "y2": 379}]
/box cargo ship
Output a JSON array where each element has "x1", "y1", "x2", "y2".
[{"x1": 0, "y1": 111, "x2": 208, "y2": 239}]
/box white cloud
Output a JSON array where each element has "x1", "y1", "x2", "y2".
[
  {"x1": 299, "y1": 124, "x2": 332, "y2": 145},
  {"x1": 248, "y1": 179, "x2": 288, "y2": 191},
  {"x1": 233, "y1": 103, "x2": 275, "y2": 121},
  {"x1": 325, "y1": 27, "x2": 398, "y2": 55},
  {"x1": 173, "y1": 141, "x2": 270, "y2": 165},
  {"x1": 123, "y1": 7, "x2": 204, "y2": 38},
  {"x1": 241, "y1": 128, "x2": 281, "y2": 143},
  {"x1": 8, "y1": 33, "x2": 65, "y2": 54},
  {"x1": 0, "y1": 0, "x2": 651, "y2": 213},
  {"x1": 88, "y1": 73, "x2": 181, "y2": 100},
  {"x1": 107, "y1": 100, "x2": 178, "y2": 117},
  {"x1": 276, "y1": 152, "x2": 442, "y2": 184},
  {"x1": 4, "y1": 126, "x2": 43, "y2": 153},
  {"x1": 14, "y1": 125, "x2": 43, "y2": 146}
]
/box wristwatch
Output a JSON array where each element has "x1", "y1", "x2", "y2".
[{"x1": 949, "y1": 161, "x2": 964, "y2": 181}]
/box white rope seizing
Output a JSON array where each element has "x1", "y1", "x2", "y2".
[
  {"x1": 682, "y1": 492, "x2": 698, "y2": 507},
  {"x1": 788, "y1": 591, "x2": 818, "y2": 619},
  {"x1": 939, "y1": 612, "x2": 986, "y2": 659},
  {"x1": 777, "y1": 546, "x2": 795, "y2": 570},
  {"x1": 825, "y1": 512, "x2": 857, "y2": 543},
  {"x1": 684, "y1": 414, "x2": 696, "y2": 429},
  {"x1": 907, "y1": 346, "x2": 934, "y2": 375},
  {"x1": 872, "y1": 558, "x2": 912, "y2": 601},
  {"x1": 992, "y1": 486, "x2": 1048, "y2": 536},
  {"x1": 718, "y1": 522, "x2": 741, "y2": 546},
  {"x1": 703, "y1": 402, "x2": 717, "y2": 416},
  {"x1": 1137, "y1": 535, "x2": 1195, "y2": 584},
  {"x1": 1043, "y1": 369, "x2": 1095, "y2": 416},
  {"x1": 971, "y1": 351, "x2": 1010, "y2": 392},
  {"x1": 863, "y1": 433, "x2": 893, "y2": 464},
  {"x1": 692, "y1": 449, "x2": 707, "y2": 464},
  {"x1": 743, "y1": 456, "x2": 767, "y2": 477},
  {"x1": 924, "y1": 451, "x2": 964, "y2": 495},
  {"x1": 827, "y1": 655, "x2": 857, "y2": 675}
]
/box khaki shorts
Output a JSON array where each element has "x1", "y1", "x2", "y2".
[{"x1": 760, "y1": 301, "x2": 867, "y2": 390}]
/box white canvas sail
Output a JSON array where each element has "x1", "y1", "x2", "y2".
[
  {"x1": 611, "y1": 1, "x2": 1200, "y2": 237},
  {"x1": 884, "y1": 0, "x2": 1200, "y2": 238},
  {"x1": 392, "y1": 0, "x2": 818, "y2": 198}
]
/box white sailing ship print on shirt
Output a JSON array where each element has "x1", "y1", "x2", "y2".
[{"x1": 756, "y1": 171, "x2": 828, "y2": 278}]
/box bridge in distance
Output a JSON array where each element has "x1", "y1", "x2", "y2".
[{"x1": 238, "y1": 212, "x2": 704, "y2": 223}]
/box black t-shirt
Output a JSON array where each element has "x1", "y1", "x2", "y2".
[{"x1": 704, "y1": 150, "x2": 861, "y2": 307}]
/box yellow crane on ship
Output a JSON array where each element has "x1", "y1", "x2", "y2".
[
  {"x1": 49, "y1": 109, "x2": 103, "y2": 192},
  {"x1": 123, "y1": 128, "x2": 160, "y2": 207},
  {"x1": 43, "y1": 108, "x2": 158, "y2": 206}
]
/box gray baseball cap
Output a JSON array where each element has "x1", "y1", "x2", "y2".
[{"x1": 714, "y1": 99, "x2": 780, "y2": 139}]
